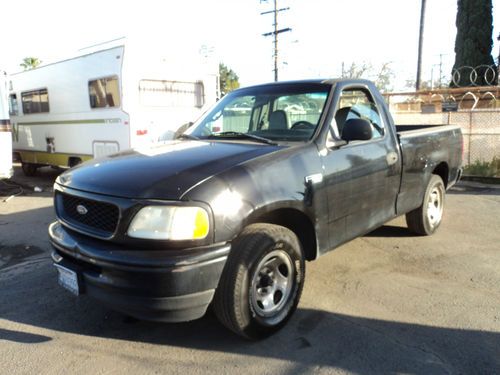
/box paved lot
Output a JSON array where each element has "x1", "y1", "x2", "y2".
[{"x1": 1, "y1": 166, "x2": 499, "y2": 374}]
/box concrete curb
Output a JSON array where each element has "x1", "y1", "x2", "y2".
[{"x1": 461, "y1": 175, "x2": 500, "y2": 185}]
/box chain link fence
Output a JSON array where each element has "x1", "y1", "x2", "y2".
[
  {"x1": 391, "y1": 109, "x2": 500, "y2": 167},
  {"x1": 383, "y1": 86, "x2": 500, "y2": 170}
]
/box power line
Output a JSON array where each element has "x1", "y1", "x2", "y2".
[{"x1": 261, "y1": 0, "x2": 291, "y2": 82}]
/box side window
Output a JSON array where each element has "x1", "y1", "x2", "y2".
[
  {"x1": 21, "y1": 89, "x2": 49, "y2": 114},
  {"x1": 334, "y1": 88, "x2": 384, "y2": 139},
  {"x1": 89, "y1": 76, "x2": 120, "y2": 108},
  {"x1": 9, "y1": 94, "x2": 18, "y2": 116}
]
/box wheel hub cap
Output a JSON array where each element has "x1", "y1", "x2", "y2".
[
  {"x1": 250, "y1": 249, "x2": 294, "y2": 318},
  {"x1": 427, "y1": 186, "x2": 443, "y2": 228}
]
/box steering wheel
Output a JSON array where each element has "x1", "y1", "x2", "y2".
[{"x1": 291, "y1": 121, "x2": 315, "y2": 130}]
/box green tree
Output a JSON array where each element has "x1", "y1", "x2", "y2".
[
  {"x1": 451, "y1": 0, "x2": 497, "y2": 87},
  {"x1": 219, "y1": 63, "x2": 240, "y2": 96},
  {"x1": 20, "y1": 57, "x2": 42, "y2": 70}
]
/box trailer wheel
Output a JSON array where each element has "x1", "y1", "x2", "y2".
[
  {"x1": 21, "y1": 162, "x2": 38, "y2": 177},
  {"x1": 213, "y1": 223, "x2": 305, "y2": 340},
  {"x1": 406, "y1": 175, "x2": 445, "y2": 235}
]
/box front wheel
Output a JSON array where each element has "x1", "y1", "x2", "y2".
[
  {"x1": 406, "y1": 175, "x2": 445, "y2": 235},
  {"x1": 213, "y1": 223, "x2": 305, "y2": 339}
]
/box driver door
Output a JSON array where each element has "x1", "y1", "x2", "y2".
[{"x1": 321, "y1": 84, "x2": 401, "y2": 248}]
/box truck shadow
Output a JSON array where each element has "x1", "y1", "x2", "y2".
[
  {"x1": 365, "y1": 225, "x2": 414, "y2": 238},
  {"x1": 0, "y1": 258, "x2": 498, "y2": 374},
  {"x1": 0, "y1": 328, "x2": 52, "y2": 344}
]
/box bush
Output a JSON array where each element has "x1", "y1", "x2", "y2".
[{"x1": 464, "y1": 157, "x2": 500, "y2": 177}]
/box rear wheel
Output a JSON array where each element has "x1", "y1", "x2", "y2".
[
  {"x1": 214, "y1": 223, "x2": 305, "y2": 339},
  {"x1": 21, "y1": 162, "x2": 38, "y2": 177},
  {"x1": 406, "y1": 175, "x2": 445, "y2": 235}
]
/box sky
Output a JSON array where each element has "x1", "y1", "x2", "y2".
[{"x1": 1, "y1": 0, "x2": 499, "y2": 91}]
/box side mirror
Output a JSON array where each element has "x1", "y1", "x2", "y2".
[{"x1": 341, "y1": 119, "x2": 373, "y2": 141}]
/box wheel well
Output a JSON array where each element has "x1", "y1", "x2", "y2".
[
  {"x1": 433, "y1": 162, "x2": 449, "y2": 187},
  {"x1": 251, "y1": 208, "x2": 317, "y2": 261},
  {"x1": 68, "y1": 157, "x2": 82, "y2": 168}
]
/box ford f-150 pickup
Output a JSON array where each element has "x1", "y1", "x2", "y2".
[{"x1": 49, "y1": 79, "x2": 463, "y2": 339}]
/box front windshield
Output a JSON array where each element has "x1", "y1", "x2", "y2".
[{"x1": 187, "y1": 83, "x2": 331, "y2": 142}]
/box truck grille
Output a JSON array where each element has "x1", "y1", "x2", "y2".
[{"x1": 56, "y1": 192, "x2": 119, "y2": 237}]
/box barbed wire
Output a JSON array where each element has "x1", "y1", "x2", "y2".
[{"x1": 451, "y1": 64, "x2": 499, "y2": 87}]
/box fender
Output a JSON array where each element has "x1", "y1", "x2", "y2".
[{"x1": 184, "y1": 143, "x2": 329, "y2": 259}]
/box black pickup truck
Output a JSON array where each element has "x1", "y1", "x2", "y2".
[{"x1": 49, "y1": 79, "x2": 462, "y2": 339}]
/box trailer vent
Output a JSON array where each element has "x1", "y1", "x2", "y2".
[{"x1": 56, "y1": 192, "x2": 119, "y2": 238}]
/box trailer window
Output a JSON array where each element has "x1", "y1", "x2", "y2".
[
  {"x1": 21, "y1": 88, "x2": 49, "y2": 114},
  {"x1": 139, "y1": 80, "x2": 205, "y2": 108},
  {"x1": 89, "y1": 77, "x2": 120, "y2": 108},
  {"x1": 9, "y1": 94, "x2": 18, "y2": 116}
]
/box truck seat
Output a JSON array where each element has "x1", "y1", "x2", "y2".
[{"x1": 269, "y1": 110, "x2": 288, "y2": 130}]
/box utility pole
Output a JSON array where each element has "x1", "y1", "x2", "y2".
[
  {"x1": 261, "y1": 0, "x2": 291, "y2": 81},
  {"x1": 416, "y1": 0, "x2": 427, "y2": 91}
]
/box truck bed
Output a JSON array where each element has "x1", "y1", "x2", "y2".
[
  {"x1": 395, "y1": 123, "x2": 463, "y2": 216},
  {"x1": 395, "y1": 124, "x2": 452, "y2": 133}
]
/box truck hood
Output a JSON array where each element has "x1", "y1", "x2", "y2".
[{"x1": 56, "y1": 140, "x2": 283, "y2": 200}]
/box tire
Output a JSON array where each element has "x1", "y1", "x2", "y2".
[
  {"x1": 21, "y1": 162, "x2": 38, "y2": 177},
  {"x1": 406, "y1": 175, "x2": 445, "y2": 235},
  {"x1": 214, "y1": 223, "x2": 305, "y2": 340}
]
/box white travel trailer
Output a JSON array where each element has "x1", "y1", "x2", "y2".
[
  {"x1": 0, "y1": 70, "x2": 13, "y2": 179},
  {"x1": 10, "y1": 42, "x2": 218, "y2": 175}
]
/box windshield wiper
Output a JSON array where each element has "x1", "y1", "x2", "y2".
[
  {"x1": 208, "y1": 131, "x2": 278, "y2": 145},
  {"x1": 176, "y1": 133, "x2": 200, "y2": 140}
]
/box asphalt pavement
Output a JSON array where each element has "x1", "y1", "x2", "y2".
[{"x1": 1, "y1": 165, "x2": 499, "y2": 374}]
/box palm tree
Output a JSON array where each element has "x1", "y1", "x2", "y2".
[{"x1": 20, "y1": 57, "x2": 42, "y2": 70}]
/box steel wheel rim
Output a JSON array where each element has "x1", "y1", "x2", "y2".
[
  {"x1": 250, "y1": 249, "x2": 294, "y2": 318},
  {"x1": 427, "y1": 186, "x2": 443, "y2": 228}
]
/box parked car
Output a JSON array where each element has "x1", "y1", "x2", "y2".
[{"x1": 49, "y1": 79, "x2": 463, "y2": 339}]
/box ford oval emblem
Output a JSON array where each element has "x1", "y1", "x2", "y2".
[{"x1": 76, "y1": 205, "x2": 88, "y2": 215}]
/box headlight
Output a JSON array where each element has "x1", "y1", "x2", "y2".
[{"x1": 127, "y1": 206, "x2": 209, "y2": 240}]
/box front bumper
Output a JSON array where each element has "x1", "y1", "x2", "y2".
[{"x1": 49, "y1": 221, "x2": 230, "y2": 322}]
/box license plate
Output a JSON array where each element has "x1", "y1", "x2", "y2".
[{"x1": 54, "y1": 264, "x2": 80, "y2": 296}]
